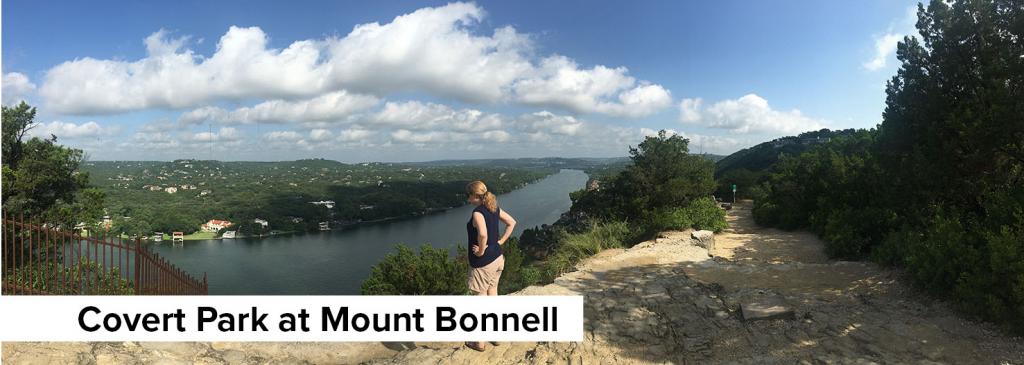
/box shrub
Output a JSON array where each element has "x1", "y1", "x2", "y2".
[
  {"x1": 643, "y1": 197, "x2": 727, "y2": 235},
  {"x1": 681, "y1": 197, "x2": 728, "y2": 233},
  {"x1": 7, "y1": 257, "x2": 134, "y2": 295},
  {"x1": 540, "y1": 221, "x2": 633, "y2": 282},
  {"x1": 498, "y1": 237, "x2": 539, "y2": 294},
  {"x1": 361, "y1": 244, "x2": 468, "y2": 295}
]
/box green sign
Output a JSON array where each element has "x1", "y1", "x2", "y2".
[{"x1": 731, "y1": 184, "x2": 737, "y2": 192}]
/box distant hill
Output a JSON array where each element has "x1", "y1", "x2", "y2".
[
  {"x1": 711, "y1": 129, "x2": 858, "y2": 200},
  {"x1": 714, "y1": 129, "x2": 857, "y2": 177},
  {"x1": 406, "y1": 157, "x2": 631, "y2": 171}
]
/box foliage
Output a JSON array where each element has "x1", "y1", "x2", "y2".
[
  {"x1": 714, "y1": 129, "x2": 858, "y2": 177},
  {"x1": 752, "y1": 0, "x2": 1024, "y2": 333},
  {"x1": 644, "y1": 197, "x2": 728, "y2": 235},
  {"x1": 571, "y1": 130, "x2": 716, "y2": 223},
  {"x1": 539, "y1": 221, "x2": 634, "y2": 283},
  {"x1": 1, "y1": 102, "x2": 104, "y2": 228},
  {"x1": 6, "y1": 258, "x2": 134, "y2": 295},
  {"x1": 497, "y1": 237, "x2": 538, "y2": 294},
  {"x1": 83, "y1": 159, "x2": 557, "y2": 235},
  {"x1": 360, "y1": 244, "x2": 468, "y2": 295}
]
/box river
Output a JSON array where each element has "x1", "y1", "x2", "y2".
[{"x1": 152, "y1": 169, "x2": 588, "y2": 294}]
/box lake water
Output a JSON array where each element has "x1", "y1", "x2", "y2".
[{"x1": 152, "y1": 169, "x2": 587, "y2": 294}]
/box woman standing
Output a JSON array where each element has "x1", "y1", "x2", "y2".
[{"x1": 464, "y1": 180, "x2": 517, "y2": 352}]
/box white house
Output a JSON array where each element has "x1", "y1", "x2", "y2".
[
  {"x1": 201, "y1": 219, "x2": 233, "y2": 232},
  {"x1": 254, "y1": 218, "x2": 269, "y2": 228},
  {"x1": 310, "y1": 200, "x2": 336, "y2": 209},
  {"x1": 165, "y1": 187, "x2": 178, "y2": 194}
]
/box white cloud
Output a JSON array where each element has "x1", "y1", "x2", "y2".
[
  {"x1": 517, "y1": 110, "x2": 584, "y2": 136},
  {"x1": 391, "y1": 129, "x2": 467, "y2": 144},
  {"x1": 863, "y1": 33, "x2": 902, "y2": 71},
  {"x1": 263, "y1": 130, "x2": 303, "y2": 141},
  {"x1": 639, "y1": 127, "x2": 750, "y2": 154},
  {"x1": 678, "y1": 98, "x2": 702, "y2": 123},
  {"x1": 677, "y1": 94, "x2": 825, "y2": 135},
  {"x1": 309, "y1": 128, "x2": 334, "y2": 141},
  {"x1": 191, "y1": 127, "x2": 242, "y2": 142},
  {"x1": 28, "y1": 121, "x2": 118, "y2": 139},
  {"x1": 337, "y1": 127, "x2": 375, "y2": 142},
  {"x1": 325, "y1": 3, "x2": 533, "y2": 103},
  {"x1": 40, "y1": 2, "x2": 670, "y2": 118},
  {"x1": 481, "y1": 130, "x2": 511, "y2": 143},
  {"x1": 863, "y1": 6, "x2": 919, "y2": 71},
  {"x1": 513, "y1": 56, "x2": 672, "y2": 117},
  {"x1": 372, "y1": 101, "x2": 504, "y2": 131},
  {"x1": 179, "y1": 90, "x2": 380, "y2": 126},
  {"x1": 2, "y1": 72, "x2": 36, "y2": 106}
]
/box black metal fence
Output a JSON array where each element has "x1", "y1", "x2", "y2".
[{"x1": 2, "y1": 214, "x2": 207, "y2": 295}]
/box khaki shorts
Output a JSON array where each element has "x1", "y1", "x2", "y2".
[{"x1": 468, "y1": 254, "x2": 505, "y2": 293}]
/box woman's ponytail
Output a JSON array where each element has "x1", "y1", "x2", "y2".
[
  {"x1": 466, "y1": 180, "x2": 499, "y2": 213},
  {"x1": 481, "y1": 191, "x2": 497, "y2": 213}
]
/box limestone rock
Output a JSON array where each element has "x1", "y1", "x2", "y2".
[
  {"x1": 691, "y1": 230, "x2": 715, "y2": 252},
  {"x1": 741, "y1": 297, "x2": 795, "y2": 322}
]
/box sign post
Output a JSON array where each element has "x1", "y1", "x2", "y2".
[{"x1": 731, "y1": 184, "x2": 737, "y2": 204}]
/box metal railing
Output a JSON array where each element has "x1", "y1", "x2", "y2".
[{"x1": 2, "y1": 214, "x2": 207, "y2": 295}]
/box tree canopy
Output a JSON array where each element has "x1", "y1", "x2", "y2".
[{"x1": 1, "y1": 102, "x2": 104, "y2": 227}]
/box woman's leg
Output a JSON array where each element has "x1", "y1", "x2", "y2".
[
  {"x1": 473, "y1": 288, "x2": 488, "y2": 349},
  {"x1": 487, "y1": 282, "x2": 500, "y2": 346}
]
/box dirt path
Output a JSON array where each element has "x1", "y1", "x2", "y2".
[{"x1": 4, "y1": 202, "x2": 1023, "y2": 364}]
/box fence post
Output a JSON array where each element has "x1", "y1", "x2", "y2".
[{"x1": 134, "y1": 239, "x2": 141, "y2": 294}]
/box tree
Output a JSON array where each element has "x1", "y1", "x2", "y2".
[
  {"x1": 573, "y1": 130, "x2": 716, "y2": 223},
  {"x1": 752, "y1": 0, "x2": 1024, "y2": 333},
  {"x1": 1, "y1": 102, "x2": 104, "y2": 227}
]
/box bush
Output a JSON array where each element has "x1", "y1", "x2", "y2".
[
  {"x1": 540, "y1": 221, "x2": 633, "y2": 282},
  {"x1": 643, "y1": 197, "x2": 727, "y2": 235},
  {"x1": 7, "y1": 258, "x2": 134, "y2": 295},
  {"x1": 681, "y1": 197, "x2": 728, "y2": 233},
  {"x1": 497, "y1": 237, "x2": 538, "y2": 294},
  {"x1": 361, "y1": 244, "x2": 468, "y2": 295}
]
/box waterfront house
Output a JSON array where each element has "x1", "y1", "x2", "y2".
[
  {"x1": 201, "y1": 219, "x2": 233, "y2": 232},
  {"x1": 254, "y1": 218, "x2": 269, "y2": 228},
  {"x1": 311, "y1": 200, "x2": 336, "y2": 209}
]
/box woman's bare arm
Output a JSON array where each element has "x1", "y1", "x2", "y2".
[
  {"x1": 472, "y1": 212, "x2": 488, "y2": 256},
  {"x1": 496, "y1": 209, "x2": 517, "y2": 245}
]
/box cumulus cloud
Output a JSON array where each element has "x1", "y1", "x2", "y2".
[
  {"x1": 639, "y1": 127, "x2": 751, "y2": 154},
  {"x1": 2, "y1": 72, "x2": 36, "y2": 106},
  {"x1": 514, "y1": 56, "x2": 672, "y2": 117},
  {"x1": 28, "y1": 121, "x2": 119, "y2": 139},
  {"x1": 179, "y1": 90, "x2": 380, "y2": 126},
  {"x1": 517, "y1": 110, "x2": 584, "y2": 137},
  {"x1": 863, "y1": 33, "x2": 903, "y2": 71},
  {"x1": 372, "y1": 101, "x2": 504, "y2": 131},
  {"x1": 40, "y1": 2, "x2": 670, "y2": 118},
  {"x1": 263, "y1": 130, "x2": 303, "y2": 141},
  {"x1": 677, "y1": 94, "x2": 825, "y2": 135},
  {"x1": 190, "y1": 127, "x2": 242, "y2": 142},
  {"x1": 337, "y1": 127, "x2": 375, "y2": 142},
  {"x1": 863, "y1": 7, "x2": 919, "y2": 71}
]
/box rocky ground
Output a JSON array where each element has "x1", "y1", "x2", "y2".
[{"x1": 4, "y1": 201, "x2": 1023, "y2": 364}]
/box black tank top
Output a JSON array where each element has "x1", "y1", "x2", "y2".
[{"x1": 467, "y1": 204, "x2": 502, "y2": 268}]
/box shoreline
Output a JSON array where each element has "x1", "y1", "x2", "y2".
[{"x1": 148, "y1": 172, "x2": 561, "y2": 242}]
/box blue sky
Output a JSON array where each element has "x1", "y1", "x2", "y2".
[{"x1": 2, "y1": 0, "x2": 919, "y2": 162}]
